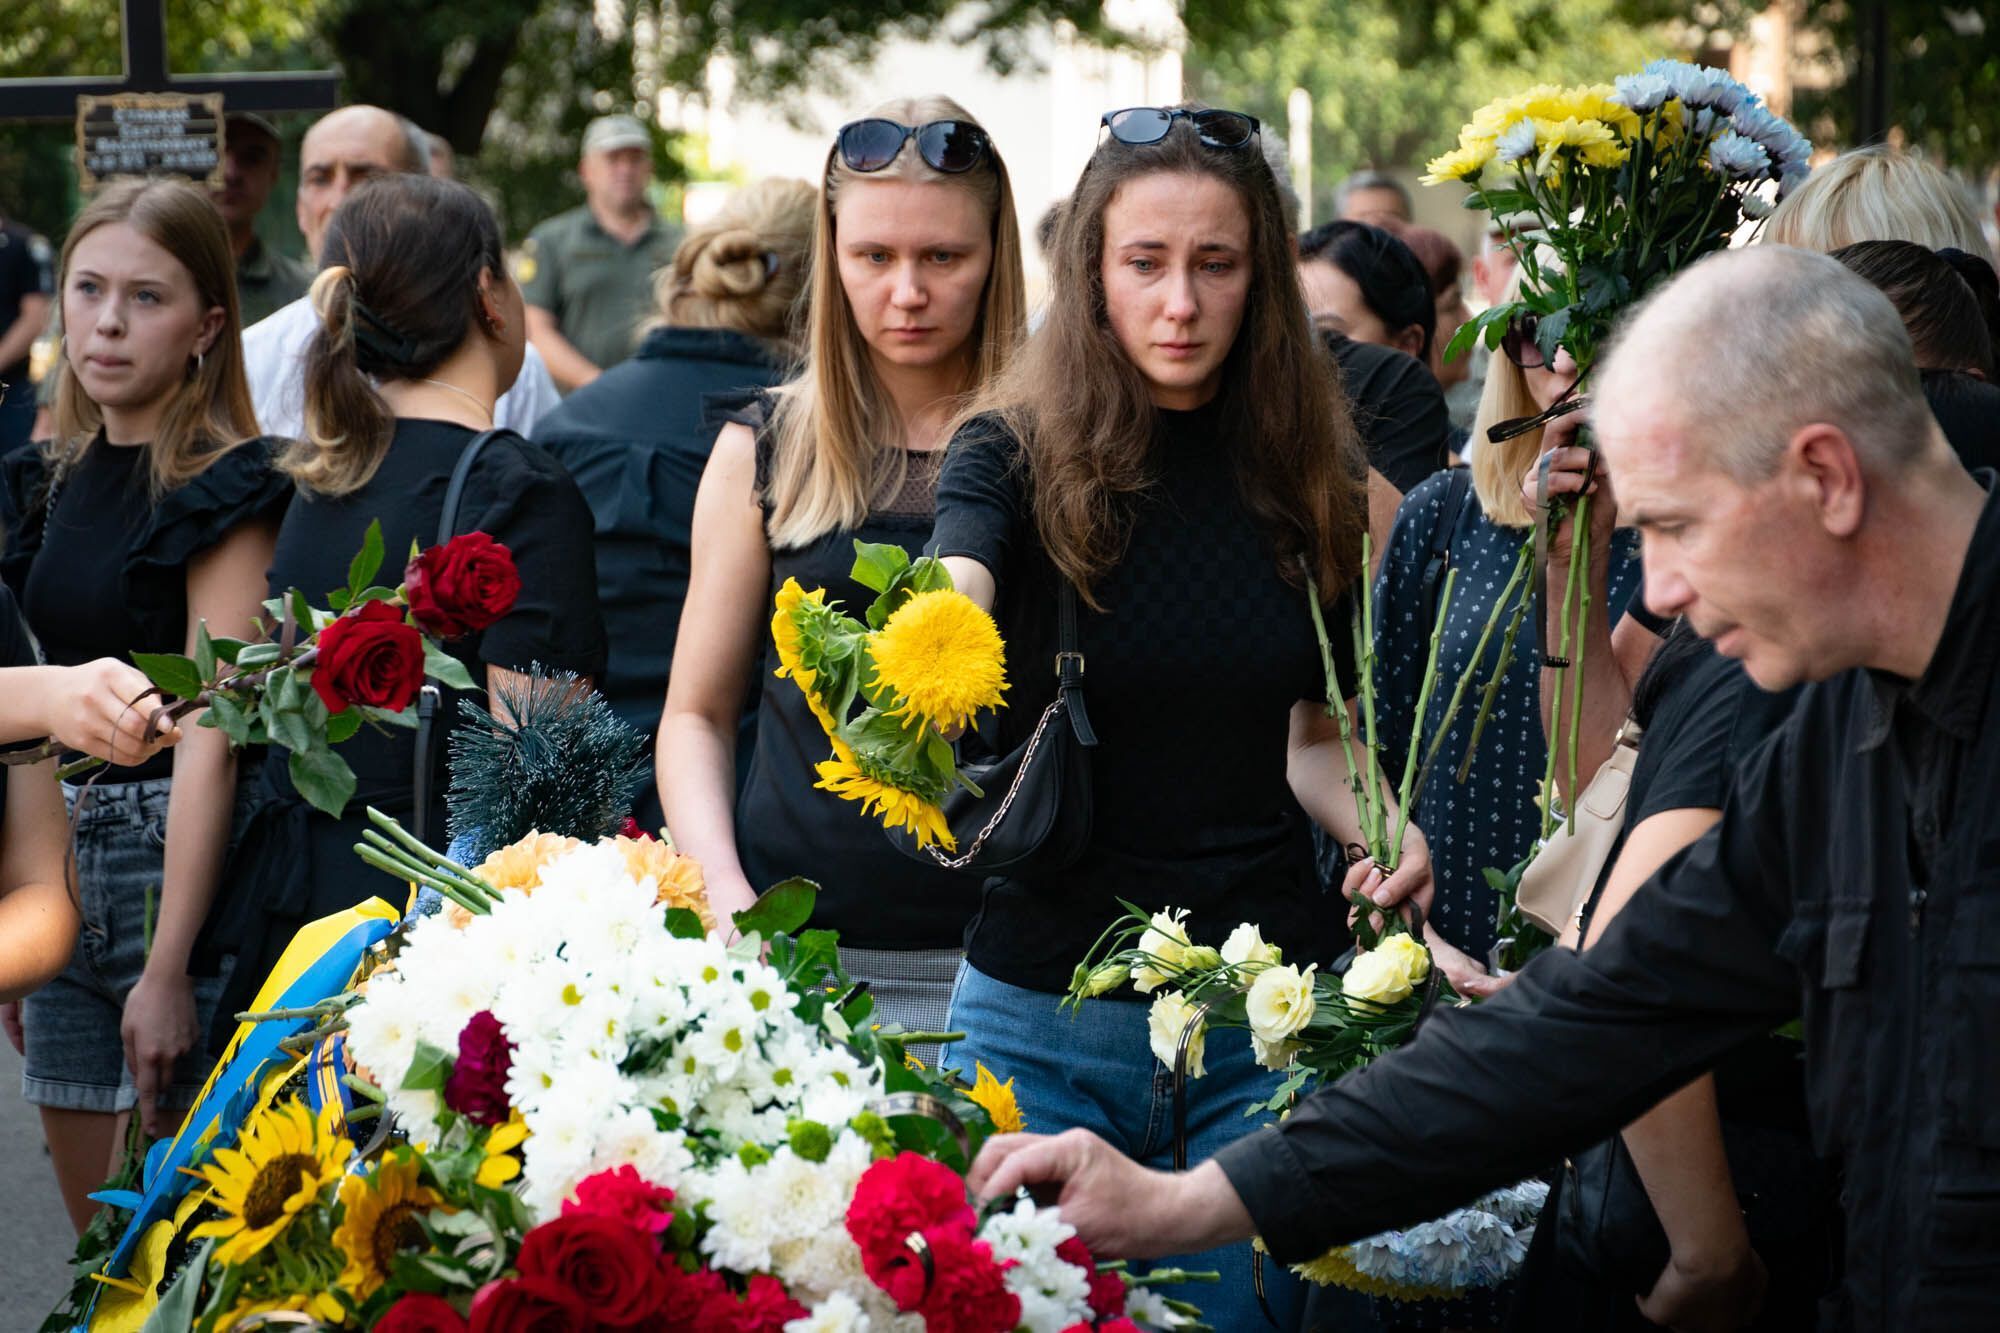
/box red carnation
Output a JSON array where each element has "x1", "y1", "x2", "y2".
[
  {"x1": 405, "y1": 531, "x2": 521, "y2": 640},
  {"x1": 468, "y1": 1277, "x2": 591, "y2": 1333},
  {"x1": 1057, "y1": 1235, "x2": 1125, "y2": 1318},
  {"x1": 875, "y1": 1222, "x2": 1019, "y2": 1333},
  {"x1": 311, "y1": 599, "x2": 425, "y2": 714},
  {"x1": 1095, "y1": 1321, "x2": 1144, "y2": 1333},
  {"x1": 375, "y1": 1293, "x2": 468, "y2": 1333},
  {"x1": 846, "y1": 1152, "x2": 978, "y2": 1285},
  {"x1": 655, "y1": 1262, "x2": 735, "y2": 1329},
  {"x1": 725, "y1": 1274, "x2": 807, "y2": 1333},
  {"x1": 517, "y1": 1213, "x2": 670, "y2": 1327},
  {"x1": 616, "y1": 816, "x2": 654, "y2": 841},
  {"x1": 443, "y1": 1010, "x2": 514, "y2": 1126},
  {"x1": 563, "y1": 1164, "x2": 675, "y2": 1237}
]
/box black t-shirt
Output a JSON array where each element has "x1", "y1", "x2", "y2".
[
  {"x1": 932, "y1": 405, "x2": 1360, "y2": 993},
  {"x1": 1924, "y1": 369, "x2": 2000, "y2": 476},
  {"x1": 0, "y1": 585, "x2": 38, "y2": 807},
  {"x1": 1324, "y1": 331, "x2": 1451, "y2": 494},
  {"x1": 0, "y1": 222, "x2": 53, "y2": 386},
  {"x1": 1, "y1": 435, "x2": 292, "y2": 781}
]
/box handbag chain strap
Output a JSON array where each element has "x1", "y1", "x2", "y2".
[{"x1": 923, "y1": 696, "x2": 1067, "y2": 870}]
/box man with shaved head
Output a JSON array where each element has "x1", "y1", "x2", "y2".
[
  {"x1": 964, "y1": 247, "x2": 2000, "y2": 1328},
  {"x1": 243, "y1": 104, "x2": 559, "y2": 437}
]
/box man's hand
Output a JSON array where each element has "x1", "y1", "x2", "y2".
[
  {"x1": 121, "y1": 968, "x2": 199, "y2": 1137},
  {"x1": 1422, "y1": 924, "x2": 1508, "y2": 1000},
  {"x1": 43, "y1": 660, "x2": 182, "y2": 765},
  {"x1": 968, "y1": 1130, "x2": 1254, "y2": 1259},
  {"x1": 1637, "y1": 1245, "x2": 1767, "y2": 1332}
]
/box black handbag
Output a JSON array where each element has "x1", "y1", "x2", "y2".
[{"x1": 889, "y1": 580, "x2": 1097, "y2": 875}]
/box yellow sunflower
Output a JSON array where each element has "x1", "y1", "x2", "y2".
[
  {"x1": 212, "y1": 1290, "x2": 345, "y2": 1330},
  {"x1": 772, "y1": 578, "x2": 844, "y2": 740},
  {"x1": 87, "y1": 1183, "x2": 206, "y2": 1333},
  {"x1": 189, "y1": 1098, "x2": 349, "y2": 1265},
  {"x1": 613, "y1": 835, "x2": 715, "y2": 931},
  {"x1": 866, "y1": 589, "x2": 1007, "y2": 734},
  {"x1": 334, "y1": 1155, "x2": 451, "y2": 1302},
  {"x1": 966, "y1": 1062, "x2": 1025, "y2": 1134},
  {"x1": 477, "y1": 1114, "x2": 530, "y2": 1189},
  {"x1": 814, "y1": 756, "x2": 954, "y2": 851}
]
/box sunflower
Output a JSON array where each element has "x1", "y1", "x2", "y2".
[
  {"x1": 189, "y1": 1098, "x2": 350, "y2": 1265},
  {"x1": 966, "y1": 1062, "x2": 1025, "y2": 1134},
  {"x1": 476, "y1": 1114, "x2": 530, "y2": 1189},
  {"x1": 815, "y1": 755, "x2": 954, "y2": 851},
  {"x1": 334, "y1": 1155, "x2": 450, "y2": 1301},
  {"x1": 87, "y1": 1183, "x2": 201, "y2": 1333},
  {"x1": 772, "y1": 578, "x2": 844, "y2": 740},
  {"x1": 212, "y1": 1289, "x2": 345, "y2": 1330},
  {"x1": 613, "y1": 835, "x2": 715, "y2": 932},
  {"x1": 866, "y1": 589, "x2": 1007, "y2": 734}
]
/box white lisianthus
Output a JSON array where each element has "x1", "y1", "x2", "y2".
[
  {"x1": 1079, "y1": 960, "x2": 1130, "y2": 997},
  {"x1": 1246, "y1": 964, "x2": 1317, "y2": 1044},
  {"x1": 1375, "y1": 932, "x2": 1431, "y2": 986},
  {"x1": 1220, "y1": 922, "x2": 1281, "y2": 969},
  {"x1": 1252, "y1": 1032, "x2": 1301, "y2": 1072},
  {"x1": 1342, "y1": 950, "x2": 1415, "y2": 1006},
  {"x1": 1131, "y1": 908, "x2": 1193, "y2": 993},
  {"x1": 1146, "y1": 990, "x2": 1206, "y2": 1077}
]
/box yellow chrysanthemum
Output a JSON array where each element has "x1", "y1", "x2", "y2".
[
  {"x1": 967, "y1": 1062, "x2": 1025, "y2": 1134},
  {"x1": 1421, "y1": 142, "x2": 1491, "y2": 186},
  {"x1": 189, "y1": 1098, "x2": 349, "y2": 1266},
  {"x1": 814, "y1": 756, "x2": 955, "y2": 851},
  {"x1": 614, "y1": 835, "x2": 716, "y2": 932},
  {"x1": 1534, "y1": 117, "x2": 1627, "y2": 175},
  {"x1": 212, "y1": 1290, "x2": 344, "y2": 1330},
  {"x1": 334, "y1": 1156, "x2": 450, "y2": 1302},
  {"x1": 867, "y1": 589, "x2": 1008, "y2": 734},
  {"x1": 477, "y1": 1114, "x2": 530, "y2": 1189},
  {"x1": 773, "y1": 578, "x2": 844, "y2": 740}
]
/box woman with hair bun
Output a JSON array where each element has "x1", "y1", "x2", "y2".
[
  {"x1": 536, "y1": 177, "x2": 816, "y2": 827},
  {"x1": 198, "y1": 173, "x2": 606, "y2": 1050}
]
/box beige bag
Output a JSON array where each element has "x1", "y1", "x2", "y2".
[{"x1": 1515, "y1": 716, "x2": 1643, "y2": 938}]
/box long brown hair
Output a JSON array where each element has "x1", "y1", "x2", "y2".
[
  {"x1": 966, "y1": 106, "x2": 1367, "y2": 607},
  {"x1": 49, "y1": 178, "x2": 259, "y2": 495},
  {"x1": 290, "y1": 174, "x2": 506, "y2": 497},
  {"x1": 763, "y1": 94, "x2": 1028, "y2": 549}
]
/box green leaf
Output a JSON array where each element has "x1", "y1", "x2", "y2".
[
  {"x1": 325, "y1": 709, "x2": 363, "y2": 744},
  {"x1": 208, "y1": 636, "x2": 249, "y2": 666},
  {"x1": 328, "y1": 588, "x2": 352, "y2": 614},
  {"x1": 235, "y1": 641, "x2": 282, "y2": 668},
  {"x1": 848, "y1": 540, "x2": 911, "y2": 594},
  {"x1": 401, "y1": 1039, "x2": 453, "y2": 1092},
  {"x1": 733, "y1": 877, "x2": 819, "y2": 939},
  {"x1": 130, "y1": 652, "x2": 204, "y2": 701},
  {"x1": 1481, "y1": 866, "x2": 1514, "y2": 895},
  {"x1": 359, "y1": 704, "x2": 421, "y2": 730},
  {"x1": 208, "y1": 694, "x2": 252, "y2": 746},
  {"x1": 137, "y1": 1240, "x2": 210, "y2": 1333},
  {"x1": 289, "y1": 746, "x2": 358, "y2": 816},
  {"x1": 423, "y1": 642, "x2": 476, "y2": 691},
  {"x1": 348, "y1": 519, "x2": 386, "y2": 597},
  {"x1": 194, "y1": 623, "x2": 216, "y2": 682},
  {"x1": 663, "y1": 907, "x2": 706, "y2": 940},
  {"x1": 288, "y1": 589, "x2": 315, "y2": 639}
]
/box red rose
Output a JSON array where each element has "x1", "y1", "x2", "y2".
[
  {"x1": 846, "y1": 1152, "x2": 978, "y2": 1284},
  {"x1": 1057, "y1": 1235, "x2": 1125, "y2": 1318},
  {"x1": 311, "y1": 600, "x2": 425, "y2": 714},
  {"x1": 563, "y1": 1165, "x2": 674, "y2": 1237},
  {"x1": 376, "y1": 1293, "x2": 468, "y2": 1333},
  {"x1": 405, "y1": 531, "x2": 521, "y2": 640},
  {"x1": 468, "y1": 1277, "x2": 591, "y2": 1333},
  {"x1": 655, "y1": 1262, "x2": 734, "y2": 1329},
  {"x1": 518, "y1": 1213, "x2": 669, "y2": 1327}
]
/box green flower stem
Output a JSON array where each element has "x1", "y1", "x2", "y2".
[
  {"x1": 1458, "y1": 532, "x2": 1537, "y2": 784},
  {"x1": 364, "y1": 806, "x2": 494, "y2": 901},
  {"x1": 232, "y1": 1001, "x2": 347, "y2": 1024},
  {"x1": 1539, "y1": 505, "x2": 1578, "y2": 840},
  {"x1": 356, "y1": 844, "x2": 489, "y2": 917},
  {"x1": 1425, "y1": 542, "x2": 1527, "y2": 785},
  {"x1": 1392, "y1": 568, "x2": 1455, "y2": 860},
  {"x1": 1565, "y1": 494, "x2": 1595, "y2": 835},
  {"x1": 893, "y1": 1031, "x2": 966, "y2": 1046},
  {"x1": 1308, "y1": 580, "x2": 1386, "y2": 949},
  {"x1": 1356, "y1": 535, "x2": 1389, "y2": 866},
  {"x1": 358, "y1": 829, "x2": 495, "y2": 907}
]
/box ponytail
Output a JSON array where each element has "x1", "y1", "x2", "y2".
[{"x1": 292, "y1": 264, "x2": 396, "y2": 497}]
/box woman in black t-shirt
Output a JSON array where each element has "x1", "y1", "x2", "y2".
[
  {"x1": 0, "y1": 179, "x2": 290, "y2": 1229},
  {"x1": 198, "y1": 175, "x2": 606, "y2": 1050},
  {"x1": 659, "y1": 98, "x2": 1026, "y2": 1048},
  {"x1": 933, "y1": 106, "x2": 1430, "y2": 1330}
]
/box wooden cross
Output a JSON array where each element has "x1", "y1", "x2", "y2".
[{"x1": 0, "y1": 0, "x2": 341, "y2": 120}]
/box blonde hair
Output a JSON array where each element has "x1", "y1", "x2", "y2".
[
  {"x1": 1468, "y1": 275, "x2": 1552, "y2": 527},
  {"x1": 762, "y1": 95, "x2": 1028, "y2": 549},
  {"x1": 651, "y1": 178, "x2": 815, "y2": 350},
  {"x1": 50, "y1": 178, "x2": 259, "y2": 495},
  {"x1": 1764, "y1": 145, "x2": 1988, "y2": 254}
]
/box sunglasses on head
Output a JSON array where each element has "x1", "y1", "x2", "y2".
[
  {"x1": 1500, "y1": 312, "x2": 1549, "y2": 370},
  {"x1": 1100, "y1": 106, "x2": 1261, "y2": 150},
  {"x1": 835, "y1": 118, "x2": 992, "y2": 174}
]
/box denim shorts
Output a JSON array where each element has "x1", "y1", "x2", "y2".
[{"x1": 20, "y1": 778, "x2": 230, "y2": 1115}]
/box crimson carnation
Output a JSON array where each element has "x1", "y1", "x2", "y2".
[
  {"x1": 1095, "y1": 1321, "x2": 1144, "y2": 1333},
  {"x1": 563, "y1": 1164, "x2": 675, "y2": 1237},
  {"x1": 654, "y1": 1263, "x2": 736, "y2": 1330},
  {"x1": 1057, "y1": 1235, "x2": 1125, "y2": 1318},
  {"x1": 311, "y1": 599, "x2": 425, "y2": 714},
  {"x1": 846, "y1": 1152, "x2": 978, "y2": 1284},
  {"x1": 405, "y1": 531, "x2": 521, "y2": 639},
  {"x1": 442, "y1": 1010, "x2": 514, "y2": 1126},
  {"x1": 875, "y1": 1222, "x2": 1019, "y2": 1333},
  {"x1": 517, "y1": 1213, "x2": 670, "y2": 1327},
  {"x1": 724, "y1": 1274, "x2": 807, "y2": 1333},
  {"x1": 616, "y1": 816, "x2": 653, "y2": 841},
  {"x1": 375, "y1": 1293, "x2": 468, "y2": 1333},
  {"x1": 468, "y1": 1277, "x2": 591, "y2": 1333}
]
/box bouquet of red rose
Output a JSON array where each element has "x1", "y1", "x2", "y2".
[{"x1": 58, "y1": 521, "x2": 520, "y2": 815}]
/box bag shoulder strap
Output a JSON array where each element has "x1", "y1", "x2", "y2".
[
  {"x1": 437, "y1": 428, "x2": 505, "y2": 546},
  {"x1": 1055, "y1": 581, "x2": 1096, "y2": 747},
  {"x1": 1420, "y1": 466, "x2": 1473, "y2": 633}
]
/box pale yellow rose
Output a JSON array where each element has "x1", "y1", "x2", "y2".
[
  {"x1": 1342, "y1": 950, "x2": 1415, "y2": 1005},
  {"x1": 1246, "y1": 963, "x2": 1318, "y2": 1044},
  {"x1": 1132, "y1": 908, "x2": 1193, "y2": 993},
  {"x1": 1147, "y1": 990, "x2": 1206, "y2": 1077},
  {"x1": 1221, "y1": 922, "x2": 1281, "y2": 968}
]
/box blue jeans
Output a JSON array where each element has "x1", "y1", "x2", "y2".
[{"x1": 945, "y1": 961, "x2": 1308, "y2": 1331}]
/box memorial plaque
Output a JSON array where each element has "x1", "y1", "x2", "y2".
[{"x1": 75, "y1": 91, "x2": 224, "y2": 189}]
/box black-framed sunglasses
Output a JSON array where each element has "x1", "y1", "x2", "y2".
[
  {"x1": 835, "y1": 118, "x2": 991, "y2": 174},
  {"x1": 1100, "y1": 106, "x2": 1261, "y2": 150},
  {"x1": 1499, "y1": 312, "x2": 1548, "y2": 370}
]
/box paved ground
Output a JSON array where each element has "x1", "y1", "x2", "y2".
[{"x1": 0, "y1": 1036, "x2": 83, "y2": 1332}]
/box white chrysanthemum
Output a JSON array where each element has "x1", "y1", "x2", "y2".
[
  {"x1": 1126, "y1": 1285, "x2": 1193, "y2": 1329},
  {"x1": 1707, "y1": 130, "x2": 1772, "y2": 182},
  {"x1": 1609, "y1": 72, "x2": 1671, "y2": 113},
  {"x1": 785, "y1": 1292, "x2": 872, "y2": 1333},
  {"x1": 1493, "y1": 119, "x2": 1537, "y2": 165},
  {"x1": 979, "y1": 1197, "x2": 1093, "y2": 1333}
]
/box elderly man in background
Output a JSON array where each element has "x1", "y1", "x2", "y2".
[
  {"x1": 213, "y1": 112, "x2": 311, "y2": 326},
  {"x1": 242, "y1": 104, "x2": 558, "y2": 438},
  {"x1": 518, "y1": 114, "x2": 681, "y2": 392},
  {"x1": 1336, "y1": 168, "x2": 1413, "y2": 228},
  {"x1": 969, "y1": 245, "x2": 2000, "y2": 1330}
]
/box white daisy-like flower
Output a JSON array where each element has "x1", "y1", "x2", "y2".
[{"x1": 1493, "y1": 119, "x2": 1538, "y2": 166}]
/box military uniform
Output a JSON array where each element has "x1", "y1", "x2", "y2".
[
  {"x1": 515, "y1": 205, "x2": 680, "y2": 378},
  {"x1": 235, "y1": 236, "x2": 312, "y2": 329}
]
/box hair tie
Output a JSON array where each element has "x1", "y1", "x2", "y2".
[{"x1": 352, "y1": 300, "x2": 418, "y2": 367}]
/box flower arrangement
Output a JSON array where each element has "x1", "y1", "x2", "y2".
[
  {"x1": 80, "y1": 825, "x2": 1200, "y2": 1332},
  {"x1": 772, "y1": 543, "x2": 1008, "y2": 851},
  {"x1": 8, "y1": 522, "x2": 519, "y2": 815}
]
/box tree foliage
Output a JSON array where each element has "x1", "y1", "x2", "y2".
[{"x1": 1792, "y1": 0, "x2": 2000, "y2": 172}]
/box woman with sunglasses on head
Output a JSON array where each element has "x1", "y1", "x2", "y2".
[
  {"x1": 659, "y1": 97, "x2": 1026, "y2": 1050},
  {"x1": 932, "y1": 104, "x2": 1430, "y2": 1330},
  {"x1": 0, "y1": 179, "x2": 292, "y2": 1228}
]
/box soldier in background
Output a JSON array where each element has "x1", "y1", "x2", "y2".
[{"x1": 212, "y1": 112, "x2": 311, "y2": 328}]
